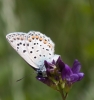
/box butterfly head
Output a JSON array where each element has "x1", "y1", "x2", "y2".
[{"x1": 37, "y1": 68, "x2": 47, "y2": 77}]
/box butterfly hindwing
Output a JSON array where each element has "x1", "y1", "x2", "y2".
[{"x1": 26, "y1": 31, "x2": 55, "y2": 66}]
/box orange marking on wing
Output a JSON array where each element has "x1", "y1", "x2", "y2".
[
  {"x1": 23, "y1": 36, "x2": 26, "y2": 40},
  {"x1": 43, "y1": 40, "x2": 47, "y2": 44},
  {"x1": 20, "y1": 36, "x2": 24, "y2": 40},
  {"x1": 10, "y1": 40, "x2": 13, "y2": 42},
  {"x1": 39, "y1": 37, "x2": 43, "y2": 41},
  {"x1": 13, "y1": 38, "x2": 16, "y2": 40},
  {"x1": 35, "y1": 36, "x2": 39, "y2": 39},
  {"x1": 48, "y1": 43, "x2": 52, "y2": 48},
  {"x1": 17, "y1": 36, "x2": 20, "y2": 40},
  {"x1": 31, "y1": 36, "x2": 35, "y2": 39},
  {"x1": 28, "y1": 38, "x2": 31, "y2": 42}
]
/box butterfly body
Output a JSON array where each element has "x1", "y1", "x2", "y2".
[{"x1": 6, "y1": 31, "x2": 59, "y2": 77}]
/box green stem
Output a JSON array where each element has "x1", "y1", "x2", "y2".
[
  {"x1": 58, "y1": 83, "x2": 67, "y2": 100},
  {"x1": 64, "y1": 93, "x2": 68, "y2": 100}
]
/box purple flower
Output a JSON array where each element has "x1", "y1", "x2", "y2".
[
  {"x1": 36, "y1": 56, "x2": 84, "y2": 91},
  {"x1": 36, "y1": 56, "x2": 65, "y2": 90},
  {"x1": 62, "y1": 59, "x2": 84, "y2": 84},
  {"x1": 44, "y1": 56, "x2": 65, "y2": 76}
]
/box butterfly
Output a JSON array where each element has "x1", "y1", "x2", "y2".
[{"x1": 6, "y1": 31, "x2": 59, "y2": 77}]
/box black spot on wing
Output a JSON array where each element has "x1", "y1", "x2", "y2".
[
  {"x1": 23, "y1": 50, "x2": 26, "y2": 53},
  {"x1": 30, "y1": 51, "x2": 32, "y2": 53},
  {"x1": 17, "y1": 43, "x2": 19, "y2": 46},
  {"x1": 46, "y1": 49, "x2": 49, "y2": 51},
  {"x1": 49, "y1": 53, "x2": 51, "y2": 55},
  {"x1": 17, "y1": 47, "x2": 19, "y2": 49},
  {"x1": 10, "y1": 40, "x2": 13, "y2": 42},
  {"x1": 20, "y1": 42, "x2": 22, "y2": 45},
  {"x1": 27, "y1": 43, "x2": 29, "y2": 46},
  {"x1": 36, "y1": 50, "x2": 39, "y2": 52},
  {"x1": 23, "y1": 43, "x2": 25, "y2": 46},
  {"x1": 34, "y1": 43, "x2": 36, "y2": 45},
  {"x1": 34, "y1": 56, "x2": 36, "y2": 59}
]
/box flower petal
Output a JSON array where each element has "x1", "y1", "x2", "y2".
[
  {"x1": 56, "y1": 56, "x2": 65, "y2": 71},
  {"x1": 36, "y1": 76, "x2": 57, "y2": 90},
  {"x1": 52, "y1": 60, "x2": 56, "y2": 65},
  {"x1": 51, "y1": 55, "x2": 60, "y2": 63},
  {"x1": 70, "y1": 74, "x2": 79, "y2": 83},
  {"x1": 77, "y1": 73, "x2": 84, "y2": 81},
  {"x1": 62, "y1": 64, "x2": 73, "y2": 80},
  {"x1": 36, "y1": 76, "x2": 50, "y2": 85},
  {"x1": 72, "y1": 59, "x2": 81, "y2": 73},
  {"x1": 44, "y1": 60, "x2": 52, "y2": 69}
]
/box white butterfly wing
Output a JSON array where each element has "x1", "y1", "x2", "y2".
[
  {"x1": 6, "y1": 32, "x2": 38, "y2": 69},
  {"x1": 26, "y1": 31, "x2": 55, "y2": 67},
  {"x1": 6, "y1": 31, "x2": 55, "y2": 71}
]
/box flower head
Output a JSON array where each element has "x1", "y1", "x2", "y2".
[
  {"x1": 37, "y1": 56, "x2": 65, "y2": 90},
  {"x1": 36, "y1": 56, "x2": 84, "y2": 93},
  {"x1": 62, "y1": 59, "x2": 84, "y2": 85}
]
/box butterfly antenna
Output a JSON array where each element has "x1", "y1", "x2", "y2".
[
  {"x1": 16, "y1": 71, "x2": 36, "y2": 82},
  {"x1": 16, "y1": 76, "x2": 26, "y2": 82}
]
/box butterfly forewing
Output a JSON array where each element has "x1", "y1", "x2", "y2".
[
  {"x1": 6, "y1": 31, "x2": 55, "y2": 71},
  {"x1": 6, "y1": 32, "x2": 38, "y2": 69}
]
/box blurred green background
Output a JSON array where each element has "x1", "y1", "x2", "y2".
[{"x1": 0, "y1": 0, "x2": 94, "y2": 100}]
